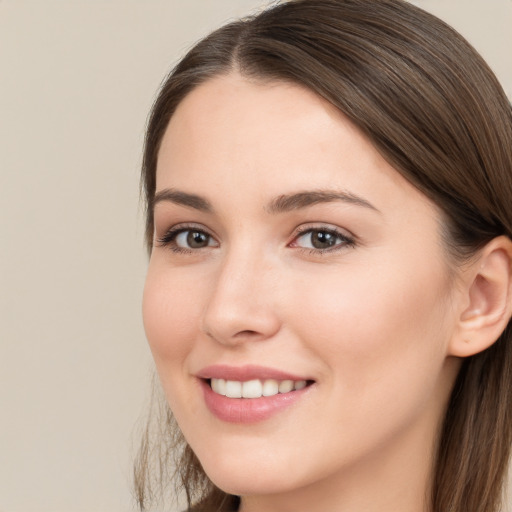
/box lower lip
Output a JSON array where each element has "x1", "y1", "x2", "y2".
[{"x1": 200, "y1": 380, "x2": 312, "y2": 424}]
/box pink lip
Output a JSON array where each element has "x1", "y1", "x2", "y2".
[
  {"x1": 196, "y1": 365, "x2": 314, "y2": 424},
  {"x1": 196, "y1": 364, "x2": 311, "y2": 382}
]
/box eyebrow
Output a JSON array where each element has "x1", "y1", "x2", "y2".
[
  {"x1": 266, "y1": 190, "x2": 379, "y2": 214},
  {"x1": 152, "y1": 188, "x2": 379, "y2": 214},
  {"x1": 153, "y1": 188, "x2": 213, "y2": 212}
]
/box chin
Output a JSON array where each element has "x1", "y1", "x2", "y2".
[
  {"x1": 204, "y1": 465, "x2": 295, "y2": 497},
  {"x1": 191, "y1": 441, "x2": 303, "y2": 497}
]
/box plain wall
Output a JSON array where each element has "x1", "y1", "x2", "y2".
[{"x1": 0, "y1": 1, "x2": 510, "y2": 511}]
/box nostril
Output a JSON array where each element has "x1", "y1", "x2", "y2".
[{"x1": 234, "y1": 330, "x2": 260, "y2": 338}]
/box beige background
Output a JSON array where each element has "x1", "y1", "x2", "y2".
[{"x1": 1, "y1": 1, "x2": 510, "y2": 511}]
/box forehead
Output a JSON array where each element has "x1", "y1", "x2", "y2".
[
  {"x1": 156, "y1": 73, "x2": 435, "y2": 219},
  {"x1": 158, "y1": 74, "x2": 344, "y2": 168}
]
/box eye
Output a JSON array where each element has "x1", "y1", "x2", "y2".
[
  {"x1": 175, "y1": 230, "x2": 215, "y2": 249},
  {"x1": 291, "y1": 227, "x2": 354, "y2": 252},
  {"x1": 156, "y1": 226, "x2": 219, "y2": 252}
]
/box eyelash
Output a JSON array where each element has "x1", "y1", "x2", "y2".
[
  {"x1": 155, "y1": 224, "x2": 356, "y2": 255},
  {"x1": 156, "y1": 224, "x2": 217, "y2": 254},
  {"x1": 291, "y1": 226, "x2": 356, "y2": 254}
]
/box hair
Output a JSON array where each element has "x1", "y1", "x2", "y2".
[{"x1": 135, "y1": 1, "x2": 512, "y2": 511}]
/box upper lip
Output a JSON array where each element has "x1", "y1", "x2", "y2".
[{"x1": 196, "y1": 364, "x2": 312, "y2": 382}]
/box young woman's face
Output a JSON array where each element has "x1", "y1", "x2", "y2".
[{"x1": 143, "y1": 75, "x2": 462, "y2": 506}]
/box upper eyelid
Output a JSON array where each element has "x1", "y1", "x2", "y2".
[
  {"x1": 155, "y1": 221, "x2": 356, "y2": 247},
  {"x1": 289, "y1": 225, "x2": 357, "y2": 251},
  {"x1": 292, "y1": 223, "x2": 356, "y2": 239},
  {"x1": 157, "y1": 222, "x2": 217, "y2": 238},
  {"x1": 154, "y1": 223, "x2": 218, "y2": 247}
]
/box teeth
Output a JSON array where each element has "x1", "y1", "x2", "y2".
[
  {"x1": 242, "y1": 379, "x2": 263, "y2": 398},
  {"x1": 225, "y1": 380, "x2": 242, "y2": 398},
  {"x1": 210, "y1": 378, "x2": 309, "y2": 398},
  {"x1": 262, "y1": 379, "x2": 279, "y2": 396},
  {"x1": 294, "y1": 380, "x2": 307, "y2": 390},
  {"x1": 211, "y1": 378, "x2": 226, "y2": 395},
  {"x1": 278, "y1": 380, "x2": 294, "y2": 393}
]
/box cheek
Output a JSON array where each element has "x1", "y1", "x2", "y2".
[
  {"x1": 142, "y1": 263, "x2": 211, "y2": 424},
  {"x1": 286, "y1": 256, "x2": 453, "y2": 397},
  {"x1": 142, "y1": 264, "x2": 201, "y2": 366},
  {"x1": 274, "y1": 260, "x2": 456, "y2": 471}
]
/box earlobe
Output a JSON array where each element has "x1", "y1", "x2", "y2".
[{"x1": 449, "y1": 236, "x2": 512, "y2": 358}]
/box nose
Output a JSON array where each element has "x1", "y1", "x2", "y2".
[{"x1": 201, "y1": 247, "x2": 281, "y2": 346}]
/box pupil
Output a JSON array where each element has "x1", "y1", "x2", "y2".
[
  {"x1": 187, "y1": 231, "x2": 208, "y2": 248},
  {"x1": 312, "y1": 231, "x2": 335, "y2": 249}
]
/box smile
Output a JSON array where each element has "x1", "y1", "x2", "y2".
[
  {"x1": 210, "y1": 378, "x2": 308, "y2": 398},
  {"x1": 197, "y1": 365, "x2": 315, "y2": 423}
]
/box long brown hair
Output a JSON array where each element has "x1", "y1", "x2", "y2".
[{"x1": 135, "y1": 1, "x2": 512, "y2": 511}]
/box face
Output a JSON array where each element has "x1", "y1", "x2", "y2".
[{"x1": 143, "y1": 74, "x2": 462, "y2": 506}]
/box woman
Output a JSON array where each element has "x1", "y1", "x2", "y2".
[{"x1": 135, "y1": 1, "x2": 512, "y2": 511}]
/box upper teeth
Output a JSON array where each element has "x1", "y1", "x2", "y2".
[{"x1": 210, "y1": 378, "x2": 307, "y2": 398}]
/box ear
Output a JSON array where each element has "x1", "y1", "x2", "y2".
[{"x1": 449, "y1": 236, "x2": 512, "y2": 358}]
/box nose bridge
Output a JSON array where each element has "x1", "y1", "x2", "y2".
[{"x1": 202, "y1": 239, "x2": 280, "y2": 344}]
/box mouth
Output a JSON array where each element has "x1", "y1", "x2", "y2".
[
  {"x1": 197, "y1": 365, "x2": 315, "y2": 423},
  {"x1": 206, "y1": 377, "x2": 313, "y2": 398}
]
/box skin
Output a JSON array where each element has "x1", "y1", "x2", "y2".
[{"x1": 143, "y1": 74, "x2": 470, "y2": 512}]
